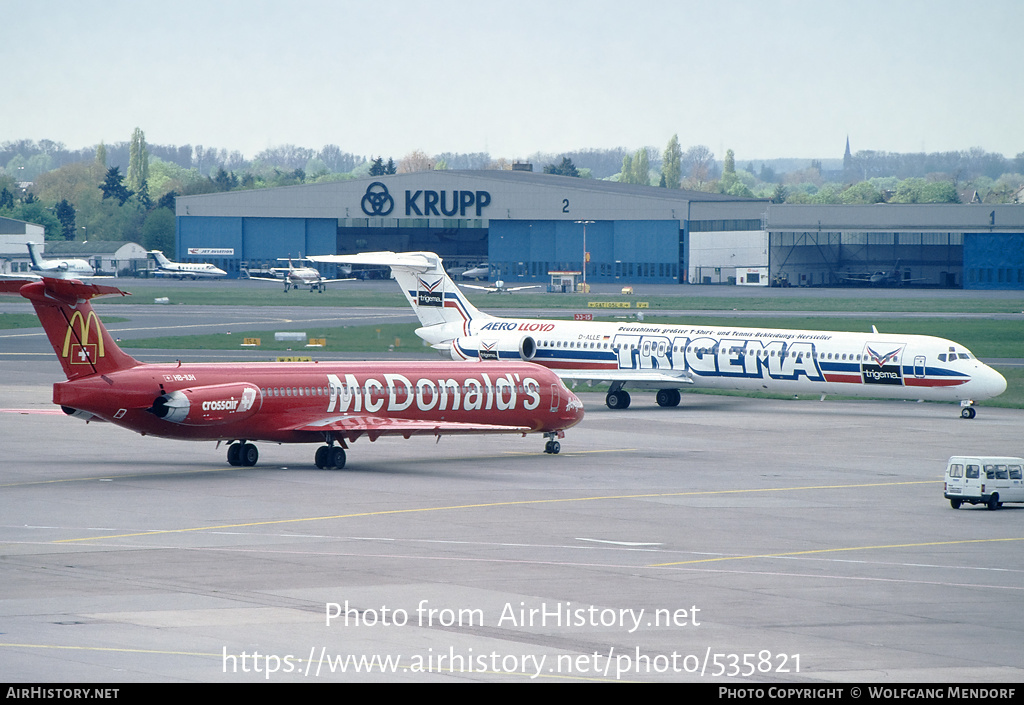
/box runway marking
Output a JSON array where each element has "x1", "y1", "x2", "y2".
[
  {"x1": 0, "y1": 408, "x2": 63, "y2": 414},
  {"x1": 52, "y1": 480, "x2": 937, "y2": 543},
  {"x1": 0, "y1": 467, "x2": 246, "y2": 488},
  {"x1": 578, "y1": 538, "x2": 663, "y2": 547},
  {"x1": 649, "y1": 537, "x2": 1024, "y2": 567},
  {"x1": 503, "y1": 448, "x2": 637, "y2": 458},
  {"x1": 0, "y1": 642, "x2": 216, "y2": 657}
]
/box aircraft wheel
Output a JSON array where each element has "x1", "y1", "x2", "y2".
[
  {"x1": 227, "y1": 443, "x2": 241, "y2": 466},
  {"x1": 949, "y1": 498, "x2": 961, "y2": 509},
  {"x1": 240, "y1": 443, "x2": 259, "y2": 467},
  {"x1": 548, "y1": 441, "x2": 560, "y2": 454},
  {"x1": 656, "y1": 389, "x2": 681, "y2": 407},
  {"x1": 961, "y1": 407, "x2": 976, "y2": 419},
  {"x1": 315, "y1": 446, "x2": 329, "y2": 469},
  {"x1": 329, "y1": 447, "x2": 347, "y2": 470},
  {"x1": 606, "y1": 390, "x2": 631, "y2": 409}
]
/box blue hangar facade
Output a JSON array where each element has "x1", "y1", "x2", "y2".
[{"x1": 175, "y1": 170, "x2": 1024, "y2": 289}]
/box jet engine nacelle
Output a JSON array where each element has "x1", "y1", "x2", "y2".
[
  {"x1": 450, "y1": 335, "x2": 536, "y2": 362},
  {"x1": 61, "y1": 406, "x2": 106, "y2": 423},
  {"x1": 149, "y1": 383, "x2": 262, "y2": 425}
]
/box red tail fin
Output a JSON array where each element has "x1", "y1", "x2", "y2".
[{"x1": 6, "y1": 278, "x2": 140, "y2": 380}]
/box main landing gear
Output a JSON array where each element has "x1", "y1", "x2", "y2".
[
  {"x1": 226, "y1": 440, "x2": 347, "y2": 469},
  {"x1": 656, "y1": 389, "x2": 682, "y2": 407},
  {"x1": 314, "y1": 444, "x2": 347, "y2": 469},
  {"x1": 605, "y1": 382, "x2": 631, "y2": 409},
  {"x1": 604, "y1": 384, "x2": 683, "y2": 409},
  {"x1": 227, "y1": 441, "x2": 259, "y2": 467}
]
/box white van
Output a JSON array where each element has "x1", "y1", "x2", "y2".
[{"x1": 945, "y1": 456, "x2": 1024, "y2": 510}]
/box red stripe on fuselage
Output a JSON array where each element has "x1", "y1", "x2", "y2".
[
  {"x1": 904, "y1": 378, "x2": 968, "y2": 388},
  {"x1": 823, "y1": 373, "x2": 862, "y2": 384}
]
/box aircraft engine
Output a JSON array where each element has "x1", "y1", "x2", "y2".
[
  {"x1": 149, "y1": 383, "x2": 262, "y2": 425},
  {"x1": 450, "y1": 335, "x2": 536, "y2": 362},
  {"x1": 61, "y1": 406, "x2": 106, "y2": 423}
]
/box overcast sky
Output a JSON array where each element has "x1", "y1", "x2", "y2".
[{"x1": 5, "y1": 0, "x2": 1022, "y2": 164}]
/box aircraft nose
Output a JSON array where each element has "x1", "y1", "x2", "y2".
[
  {"x1": 985, "y1": 364, "x2": 1007, "y2": 399},
  {"x1": 562, "y1": 389, "x2": 585, "y2": 428}
]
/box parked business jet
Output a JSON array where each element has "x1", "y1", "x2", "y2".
[
  {"x1": 460, "y1": 263, "x2": 489, "y2": 280},
  {"x1": 249, "y1": 257, "x2": 354, "y2": 292},
  {"x1": 148, "y1": 250, "x2": 227, "y2": 279},
  {"x1": 0, "y1": 278, "x2": 583, "y2": 467},
  {"x1": 309, "y1": 251, "x2": 1007, "y2": 418},
  {"x1": 0, "y1": 242, "x2": 98, "y2": 280}
]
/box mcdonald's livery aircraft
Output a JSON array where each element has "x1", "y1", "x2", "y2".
[
  {"x1": 148, "y1": 250, "x2": 227, "y2": 279},
  {"x1": 308, "y1": 251, "x2": 1007, "y2": 418},
  {"x1": 0, "y1": 278, "x2": 583, "y2": 468}
]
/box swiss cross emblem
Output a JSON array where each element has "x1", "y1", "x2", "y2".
[{"x1": 70, "y1": 344, "x2": 97, "y2": 364}]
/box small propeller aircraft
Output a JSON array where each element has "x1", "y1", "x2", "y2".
[
  {"x1": 459, "y1": 280, "x2": 542, "y2": 294},
  {"x1": 247, "y1": 256, "x2": 354, "y2": 292}
]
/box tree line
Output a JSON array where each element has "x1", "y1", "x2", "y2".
[{"x1": 2, "y1": 131, "x2": 1022, "y2": 246}]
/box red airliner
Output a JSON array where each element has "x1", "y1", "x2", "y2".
[{"x1": 1, "y1": 278, "x2": 583, "y2": 469}]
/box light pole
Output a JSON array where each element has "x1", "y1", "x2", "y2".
[{"x1": 574, "y1": 220, "x2": 594, "y2": 292}]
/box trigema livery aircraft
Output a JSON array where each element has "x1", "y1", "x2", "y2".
[
  {"x1": 309, "y1": 251, "x2": 1007, "y2": 418},
  {"x1": 148, "y1": 250, "x2": 227, "y2": 279},
  {"x1": 248, "y1": 257, "x2": 354, "y2": 292},
  {"x1": 0, "y1": 242, "x2": 98, "y2": 281},
  {"x1": 0, "y1": 278, "x2": 583, "y2": 468}
]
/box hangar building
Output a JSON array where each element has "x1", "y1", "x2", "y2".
[{"x1": 175, "y1": 171, "x2": 1024, "y2": 290}]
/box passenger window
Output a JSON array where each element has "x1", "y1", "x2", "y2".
[
  {"x1": 1010, "y1": 466, "x2": 1023, "y2": 480},
  {"x1": 996, "y1": 465, "x2": 1009, "y2": 480},
  {"x1": 985, "y1": 465, "x2": 996, "y2": 480}
]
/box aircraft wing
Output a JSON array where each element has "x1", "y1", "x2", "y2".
[
  {"x1": 318, "y1": 277, "x2": 357, "y2": 284},
  {"x1": 504, "y1": 285, "x2": 542, "y2": 292},
  {"x1": 0, "y1": 272, "x2": 112, "y2": 282},
  {"x1": 307, "y1": 251, "x2": 437, "y2": 272},
  {"x1": 0, "y1": 278, "x2": 38, "y2": 292},
  {"x1": 458, "y1": 283, "x2": 495, "y2": 291},
  {"x1": 291, "y1": 414, "x2": 532, "y2": 441},
  {"x1": 0, "y1": 273, "x2": 44, "y2": 283},
  {"x1": 554, "y1": 369, "x2": 696, "y2": 385}
]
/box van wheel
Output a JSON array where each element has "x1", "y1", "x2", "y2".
[
  {"x1": 987, "y1": 494, "x2": 1000, "y2": 510},
  {"x1": 949, "y1": 498, "x2": 962, "y2": 509}
]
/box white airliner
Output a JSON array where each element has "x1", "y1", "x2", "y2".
[
  {"x1": 148, "y1": 251, "x2": 227, "y2": 279},
  {"x1": 249, "y1": 257, "x2": 354, "y2": 293},
  {"x1": 308, "y1": 251, "x2": 1008, "y2": 418},
  {"x1": 0, "y1": 242, "x2": 98, "y2": 280}
]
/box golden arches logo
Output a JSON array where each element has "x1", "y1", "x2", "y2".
[{"x1": 62, "y1": 309, "x2": 104, "y2": 364}]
